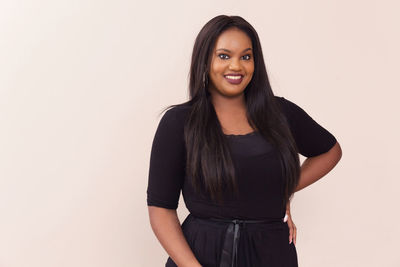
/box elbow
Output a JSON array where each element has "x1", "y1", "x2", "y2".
[
  {"x1": 147, "y1": 206, "x2": 179, "y2": 234},
  {"x1": 324, "y1": 141, "x2": 342, "y2": 166},
  {"x1": 148, "y1": 205, "x2": 177, "y2": 222},
  {"x1": 333, "y1": 141, "x2": 343, "y2": 160}
]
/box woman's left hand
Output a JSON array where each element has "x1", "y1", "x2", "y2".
[{"x1": 284, "y1": 200, "x2": 297, "y2": 245}]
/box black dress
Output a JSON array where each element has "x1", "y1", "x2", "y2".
[{"x1": 147, "y1": 96, "x2": 337, "y2": 267}]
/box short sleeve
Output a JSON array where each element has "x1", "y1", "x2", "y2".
[
  {"x1": 146, "y1": 108, "x2": 186, "y2": 209},
  {"x1": 277, "y1": 96, "x2": 337, "y2": 157}
]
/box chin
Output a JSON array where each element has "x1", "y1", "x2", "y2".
[{"x1": 224, "y1": 89, "x2": 246, "y2": 96}]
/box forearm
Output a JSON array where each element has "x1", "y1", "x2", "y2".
[
  {"x1": 148, "y1": 206, "x2": 202, "y2": 267},
  {"x1": 295, "y1": 142, "x2": 342, "y2": 192}
]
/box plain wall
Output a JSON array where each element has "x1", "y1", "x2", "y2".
[{"x1": 0, "y1": 0, "x2": 399, "y2": 266}]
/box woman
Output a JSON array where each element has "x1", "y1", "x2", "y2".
[{"x1": 147, "y1": 15, "x2": 342, "y2": 267}]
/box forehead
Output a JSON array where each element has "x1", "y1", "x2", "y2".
[{"x1": 214, "y1": 28, "x2": 252, "y2": 51}]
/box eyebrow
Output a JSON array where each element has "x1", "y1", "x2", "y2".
[{"x1": 216, "y1": 48, "x2": 252, "y2": 53}]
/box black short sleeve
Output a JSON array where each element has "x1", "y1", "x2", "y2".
[
  {"x1": 278, "y1": 96, "x2": 337, "y2": 157},
  {"x1": 146, "y1": 108, "x2": 186, "y2": 209}
]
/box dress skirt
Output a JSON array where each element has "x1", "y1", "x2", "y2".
[{"x1": 165, "y1": 213, "x2": 298, "y2": 267}]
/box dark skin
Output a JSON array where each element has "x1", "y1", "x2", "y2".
[
  {"x1": 208, "y1": 27, "x2": 342, "y2": 245},
  {"x1": 208, "y1": 27, "x2": 254, "y2": 135},
  {"x1": 147, "y1": 27, "x2": 342, "y2": 267}
]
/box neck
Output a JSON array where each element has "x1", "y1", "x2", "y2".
[{"x1": 210, "y1": 92, "x2": 247, "y2": 116}]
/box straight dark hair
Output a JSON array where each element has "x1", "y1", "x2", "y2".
[{"x1": 161, "y1": 15, "x2": 300, "y2": 212}]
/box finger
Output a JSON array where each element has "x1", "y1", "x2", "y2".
[
  {"x1": 291, "y1": 224, "x2": 296, "y2": 245},
  {"x1": 286, "y1": 215, "x2": 295, "y2": 243}
]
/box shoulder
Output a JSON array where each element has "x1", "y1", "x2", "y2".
[
  {"x1": 166, "y1": 101, "x2": 192, "y2": 116},
  {"x1": 272, "y1": 95, "x2": 313, "y2": 132},
  {"x1": 156, "y1": 102, "x2": 192, "y2": 137},
  {"x1": 161, "y1": 101, "x2": 192, "y2": 125},
  {"x1": 273, "y1": 95, "x2": 294, "y2": 117},
  {"x1": 273, "y1": 95, "x2": 306, "y2": 119},
  {"x1": 273, "y1": 95, "x2": 296, "y2": 109}
]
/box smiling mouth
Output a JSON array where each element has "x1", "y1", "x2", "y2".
[{"x1": 224, "y1": 75, "x2": 243, "y2": 84}]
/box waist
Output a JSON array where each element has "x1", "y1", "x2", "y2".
[
  {"x1": 188, "y1": 213, "x2": 285, "y2": 267},
  {"x1": 189, "y1": 213, "x2": 285, "y2": 227}
]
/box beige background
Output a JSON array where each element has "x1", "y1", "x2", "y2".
[{"x1": 0, "y1": 0, "x2": 399, "y2": 266}]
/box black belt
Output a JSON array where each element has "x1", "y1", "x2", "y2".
[{"x1": 191, "y1": 214, "x2": 284, "y2": 267}]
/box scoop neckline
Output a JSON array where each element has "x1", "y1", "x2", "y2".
[{"x1": 223, "y1": 131, "x2": 258, "y2": 138}]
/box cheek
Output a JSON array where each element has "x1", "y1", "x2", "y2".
[
  {"x1": 247, "y1": 62, "x2": 255, "y2": 72},
  {"x1": 209, "y1": 71, "x2": 223, "y2": 86},
  {"x1": 247, "y1": 67, "x2": 255, "y2": 78},
  {"x1": 211, "y1": 61, "x2": 226, "y2": 74}
]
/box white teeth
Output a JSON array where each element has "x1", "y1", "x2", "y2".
[{"x1": 225, "y1": 75, "x2": 242, "y2": 79}]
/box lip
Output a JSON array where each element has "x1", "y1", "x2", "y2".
[
  {"x1": 224, "y1": 73, "x2": 243, "y2": 76},
  {"x1": 224, "y1": 74, "x2": 243, "y2": 85}
]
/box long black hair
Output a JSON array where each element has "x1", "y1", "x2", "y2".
[{"x1": 161, "y1": 15, "x2": 300, "y2": 212}]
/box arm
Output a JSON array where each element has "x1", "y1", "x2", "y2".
[
  {"x1": 147, "y1": 108, "x2": 200, "y2": 266},
  {"x1": 148, "y1": 206, "x2": 202, "y2": 267},
  {"x1": 295, "y1": 141, "x2": 342, "y2": 192},
  {"x1": 285, "y1": 142, "x2": 342, "y2": 245}
]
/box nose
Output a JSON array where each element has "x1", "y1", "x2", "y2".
[{"x1": 229, "y1": 58, "x2": 242, "y2": 71}]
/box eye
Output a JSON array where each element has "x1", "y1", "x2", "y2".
[
  {"x1": 217, "y1": 54, "x2": 252, "y2": 60},
  {"x1": 218, "y1": 53, "x2": 229, "y2": 60},
  {"x1": 243, "y1": 54, "x2": 252, "y2": 60}
]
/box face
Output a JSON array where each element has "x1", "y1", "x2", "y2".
[{"x1": 207, "y1": 28, "x2": 254, "y2": 98}]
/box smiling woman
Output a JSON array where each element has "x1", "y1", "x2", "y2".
[
  {"x1": 209, "y1": 29, "x2": 254, "y2": 99},
  {"x1": 147, "y1": 14, "x2": 341, "y2": 267}
]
